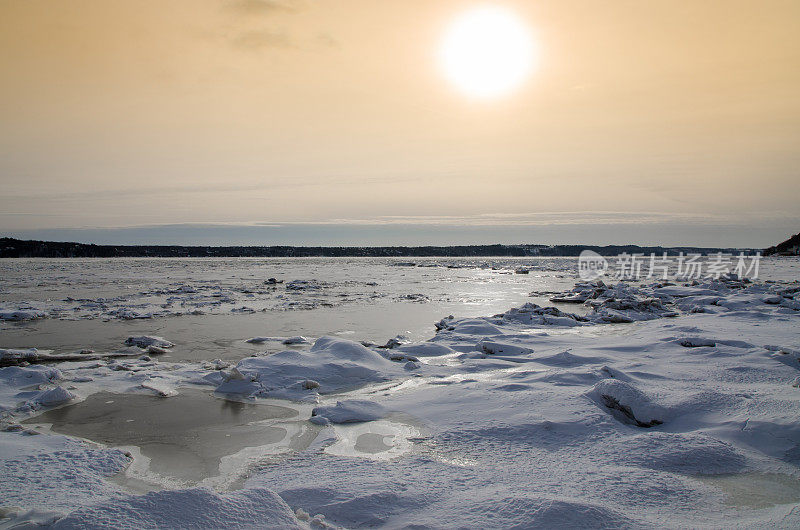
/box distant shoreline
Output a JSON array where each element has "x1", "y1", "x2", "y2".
[{"x1": 0, "y1": 237, "x2": 758, "y2": 259}]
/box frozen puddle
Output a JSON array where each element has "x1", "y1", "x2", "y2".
[
  {"x1": 698, "y1": 472, "x2": 800, "y2": 509},
  {"x1": 25, "y1": 388, "x2": 316, "y2": 490},
  {"x1": 325, "y1": 419, "x2": 421, "y2": 460}
]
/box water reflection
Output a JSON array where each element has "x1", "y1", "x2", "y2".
[{"x1": 26, "y1": 388, "x2": 310, "y2": 488}]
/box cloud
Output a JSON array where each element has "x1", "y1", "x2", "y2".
[{"x1": 225, "y1": 0, "x2": 300, "y2": 16}]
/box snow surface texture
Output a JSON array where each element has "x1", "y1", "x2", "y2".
[
  {"x1": 249, "y1": 276, "x2": 800, "y2": 528},
  {"x1": 1, "y1": 265, "x2": 800, "y2": 528},
  {"x1": 0, "y1": 431, "x2": 131, "y2": 519},
  {"x1": 311, "y1": 400, "x2": 387, "y2": 425},
  {"x1": 47, "y1": 488, "x2": 307, "y2": 529}
]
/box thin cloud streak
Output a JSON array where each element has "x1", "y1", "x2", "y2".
[{"x1": 224, "y1": 0, "x2": 301, "y2": 16}]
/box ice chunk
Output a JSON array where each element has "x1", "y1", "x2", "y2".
[
  {"x1": 589, "y1": 379, "x2": 666, "y2": 428},
  {"x1": 245, "y1": 336, "x2": 310, "y2": 345},
  {"x1": 0, "y1": 365, "x2": 62, "y2": 388},
  {"x1": 282, "y1": 336, "x2": 310, "y2": 345},
  {"x1": 113, "y1": 309, "x2": 154, "y2": 320},
  {"x1": 35, "y1": 386, "x2": 74, "y2": 407},
  {"x1": 678, "y1": 337, "x2": 716, "y2": 348},
  {"x1": 0, "y1": 309, "x2": 47, "y2": 321},
  {"x1": 495, "y1": 303, "x2": 585, "y2": 327},
  {"x1": 0, "y1": 348, "x2": 41, "y2": 363},
  {"x1": 245, "y1": 337, "x2": 275, "y2": 344},
  {"x1": 478, "y1": 340, "x2": 534, "y2": 356},
  {"x1": 124, "y1": 336, "x2": 174, "y2": 349},
  {"x1": 145, "y1": 345, "x2": 168, "y2": 355},
  {"x1": 379, "y1": 335, "x2": 411, "y2": 349},
  {"x1": 215, "y1": 367, "x2": 260, "y2": 396},
  {"x1": 140, "y1": 379, "x2": 178, "y2": 397}
]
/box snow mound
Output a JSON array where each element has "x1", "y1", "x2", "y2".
[
  {"x1": 35, "y1": 386, "x2": 75, "y2": 406},
  {"x1": 216, "y1": 336, "x2": 402, "y2": 399},
  {"x1": 0, "y1": 365, "x2": 70, "y2": 412},
  {"x1": 534, "y1": 351, "x2": 606, "y2": 367},
  {"x1": 450, "y1": 496, "x2": 641, "y2": 529},
  {"x1": 478, "y1": 340, "x2": 534, "y2": 356},
  {"x1": 49, "y1": 487, "x2": 304, "y2": 529},
  {"x1": 0, "y1": 365, "x2": 62, "y2": 389},
  {"x1": 311, "y1": 400, "x2": 387, "y2": 424},
  {"x1": 395, "y1": 342, "x2": 456, "y2": 357},
  {"x1": 609, "y1": 432, "x2": 747, "y2": 474},
  {"x1": 447, "y1": 319, "x2": 506, "y2": 335},
  {"x1": 589, "y1": 379, "x2": 667, "y2": 428}
]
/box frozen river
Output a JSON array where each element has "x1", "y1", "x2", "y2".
[
  {"x1": 1, "y1": 256, "x2": 799, "y2": 528},
  {"x1": 0, "y1": 257, "x2": 584, "y2": 360}
]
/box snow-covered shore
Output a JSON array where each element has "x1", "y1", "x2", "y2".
[{"x1": 1, "y1": 270, "x2": 799, "y2": 528}]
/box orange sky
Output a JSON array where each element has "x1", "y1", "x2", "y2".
[{"x1": 1, "y1": 0, "x2": 798, "y2": 243}]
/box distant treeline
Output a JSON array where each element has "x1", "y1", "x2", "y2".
[
  {"x1": 763, "y1": 232, "x2": 800, "y2": 256},
  {"x1": 0, "y1": 237, "x2": 753, "y2": 258}
]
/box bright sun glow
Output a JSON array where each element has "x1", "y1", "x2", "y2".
[{"x1": 440, "y1": 6, "x2": 536, "y2": 99}]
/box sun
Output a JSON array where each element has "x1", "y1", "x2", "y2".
[{"x1": 439, "y1": 6, "x2": 536, "y2": 99}]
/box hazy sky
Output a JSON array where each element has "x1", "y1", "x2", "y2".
[{"x1": 1, "y1": 0, "x2": 799, "y2": 246}]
